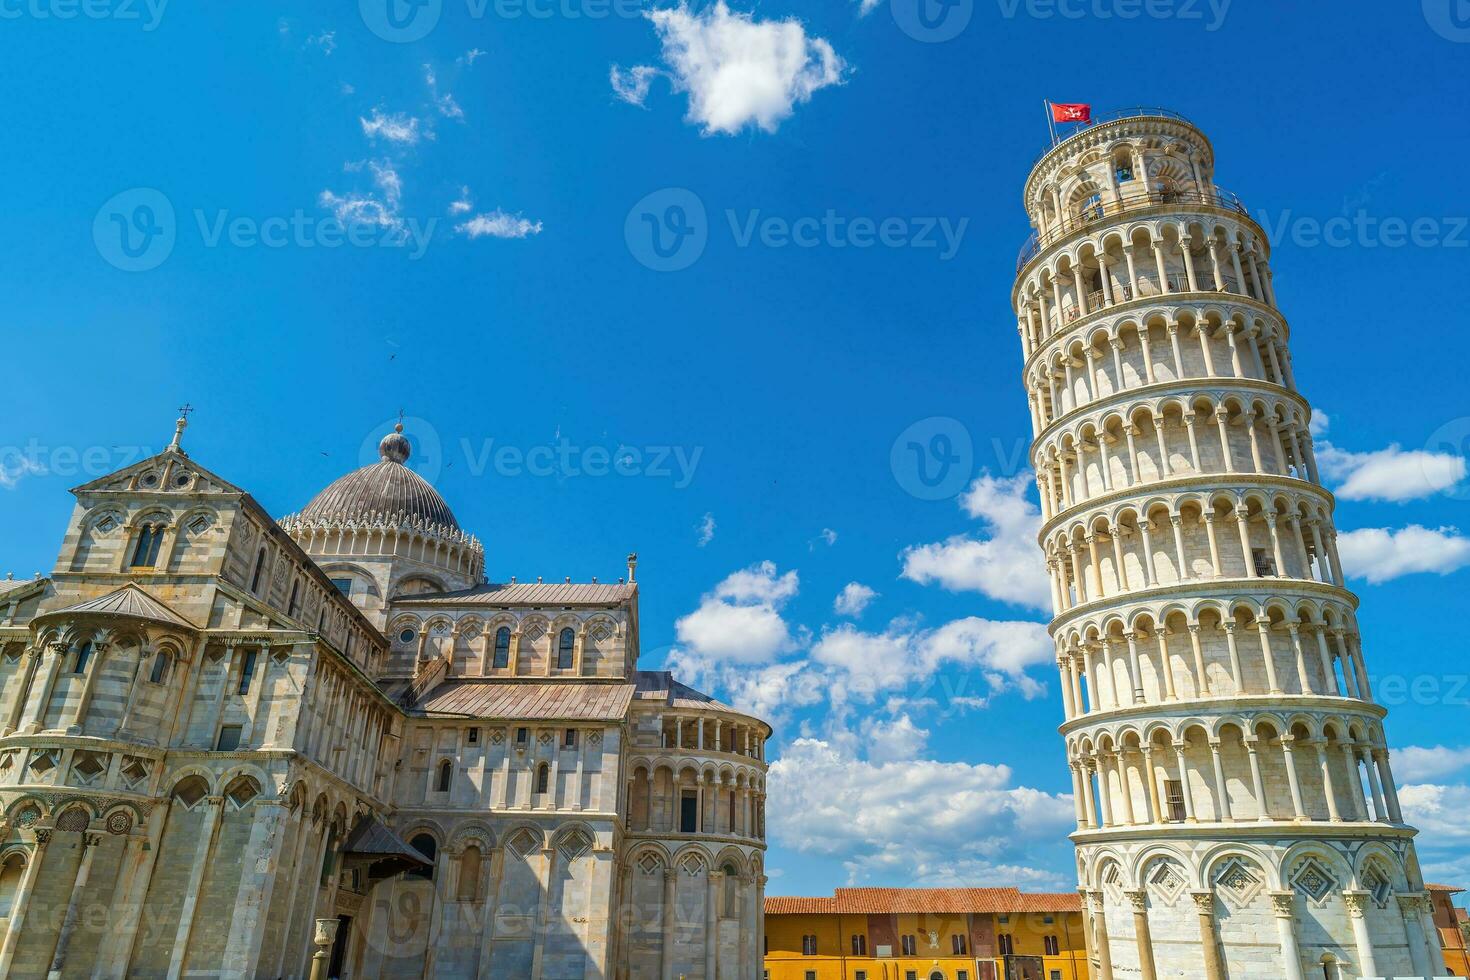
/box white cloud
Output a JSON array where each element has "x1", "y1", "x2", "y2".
[
  {"x1": 818, "y1": 527, "x2": 838, "y2": 547},
  {"x1": 810, "y1": 617, "x2": 1052, "y2": 704},
  {"x1": 610, "y1": 64, "x2": 660, "y2": 107},
  {"x1": 632, "y1": 1, "x2": 845, "y2": 135},
  {"x1": 1400, "y1": 782, "x2": 1470, "y2": 842},
  {"x1": 900, "y1": 472, "x2": 1051, "y2": 610},
  {"x1": 696, "y1": 512, "x2": 716, "y2": 547},
  {"x1": 360, "y1": 108, "x2": 424, "y2": 145},
  {"x1": 1318, "y1": 442, "x2": 1466, "y2": 501},
  {"x1": 863, "y1": 714, "x2": 928, "y2": 764},
  {"x1": 1309, "y1": 408, "x2": 1330, "y2": 437},
  {"x1": 448, "y1": 187, "x2": 473, "y2": 215},
  {"x1": 460, "y1": 48, "x2": 486, "y2": 66},
  {"x1": 319, "y1": 160, "x2": 404, "y2": 230},
  {"x1": 853, "y1": 0, "x2": 883, "y2": 14},
  {"x1": 1336, "y1": 525, "x2": 1470, "y2": 582},
  {"x1": 0, "y1": 452, "x2": 46, "y2": 490},
  {"x1": 833, "y1": 582, "x2": 876, "y2": 617},
  {"x1": 675, "y1": 561, "x2": 799, "y2": 664},
  {"x1": 455, "y1": 210, "x2": 543, "y2": 240},
  {"x1": 768, "y1": 738, "x2": 1074, "y2": 887},
  {"x1": 1394, "y1": 746, "x2": 1470, "y2": 783}
]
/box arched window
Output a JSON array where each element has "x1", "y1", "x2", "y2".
[
  {"x1": 722, "y1": 863, "x2": 740, "y2": 917},
  {"x1": 250, "y1": 548, "x2": 267, "y2": 593},
  {"x1": 408, "y1": 833, "x2": 437, "y2": 880},
  {"x1": 457, "y1": 845, "x2": 482, "y2": 902},
  {"x1": 436, "y1": 760, "x2": 453, "y2": 793},
  {"x1": 493, "y1": 627, "x2": 511, "y2": 669},
  {"x1": 149, "y1": 650, "x2": 172, "y2": 685},
  {"x1": 0, "y1": 852, "x2": 26, "y2": 917},
  {"x1": 534, "y1": 763, "x2": 550, "y2": 795},
  {"x1": 1078, "y1": 192, "x2": 1104, "y2": 223},
  {"x1": 130, "y1": 524, "x2": 163, "y2": 567},
  {"x1": 556, "y1": 628, "x2": 575, "y2": 670},
  {"x1": 73, "y1": 641, "x2": 93, "y2": 674}
]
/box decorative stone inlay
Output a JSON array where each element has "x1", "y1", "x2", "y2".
[
  {"x1": 1212, "y1": 857, "x2": 1263, "y2": 906},
  {"x1": 523, "y1": 624, "x2": 546, "y2": 643},
  {"x1": 1290, "y1": 859, "x2": 1336, "y2": 904},
  {"x1": 559, "y1": 830, "x2": 591, "y2": 862},
  {"x1": 637, "y1": 853, "x2": 661, "y2": 875},
  {"x1": 1145, "y1": 859, "x2": 1186, "y2": 905},
  {"x1": 590, "y1": 622, "x2": 615, "y2": 642},
  {"x1": 55, "y1": 807, "x2": 90, "y2": 833},
  {"x1": 537, "y1": 731, "x2": 553, "y2": 745},
  {"x1": 507, "y1": 828, "x2": 539, "y2": 858},
  {"x1": 1361, "y1": 864, "x2": 1392, "y2": 907},
  {"x1": 588, "y1": 731, "x2": 602, "y2": 745},
  {"x1": 12, "y1": 804, "x2": 41, "y2": 829},
  {"x1": 105, "y1": 810, "x2": 134, "y2": 835},
  {"x1": 489, "y1": 729, "x2": 505, "y2": 745}
]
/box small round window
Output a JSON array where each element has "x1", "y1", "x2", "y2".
[
  {"x1": 399, "y1": 629, "x2": 415, "y2": 643},
  {"x1": 141, "y1": 474, "x2": 157, "y2": 486}
]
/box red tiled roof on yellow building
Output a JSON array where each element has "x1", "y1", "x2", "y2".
[
  {"x1": 765, "y1": 887, "x2": 1081, "y2": 915},
  {"x1": 1428, "y1": 883, "x2": 1465, "y2": 893}
]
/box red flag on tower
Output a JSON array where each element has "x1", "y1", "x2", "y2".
[{"x1": 1050, "y1": 102, "x2": 1092, "y2": 123}]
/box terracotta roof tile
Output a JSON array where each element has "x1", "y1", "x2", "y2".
[
  {"x1": 397, "y1": 582, "x2": 635, "y2": 607},
  {"x1": 764, "y1": 887, "x2": 1081, "y2": 915},
  {"x1": 1428, "y1": 883, "x2": 1465, "y2": 893}
]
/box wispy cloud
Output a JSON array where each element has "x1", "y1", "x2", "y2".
[
  {"x1": 423, "y1": 64, "x2": 464, "y2": 119},
  {"x1": 1312, "y1": 411, "x2": 1465, "y2": 501},
  {"x1": 360, "y1": 108, "x2": 425, "y2": 145},
  {"x1": 306, "y1": 30, "x2": 336, "y2": 55},
  {"x1": 0, "y1": 453, "x2": 46, "y2": 490},
  {"x1": 454, "y1": 209, "x2": 543, "y2": 240},
  {"x1": 610, "y1": 64, "x2": 660, "y2": 107},
  {"x1": 696, "y1": 512, "x2": 716, "y2": 547},
  {"x1": 318, "y1": 159, "x2": 404, "y2": 230},
  {"x1": 448, "y1": 186, "x2": 473, "y2": 215}
]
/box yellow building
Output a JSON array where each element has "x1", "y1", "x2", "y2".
[
  {"x1": 1430, "y1": 884, "x2": 1470, "y2": 977},
  {"x1": 764, "y1": 887, "x2": 1086, "y2": 980}
]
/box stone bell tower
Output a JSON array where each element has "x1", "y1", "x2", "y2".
[{"x1": 1011, "y1": 108, "x2": 1444, "y2": 979}]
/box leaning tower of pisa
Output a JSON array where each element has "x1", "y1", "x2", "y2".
[{"x1": 1012, "y1": 108, "x2": 1446, "y2": 980}]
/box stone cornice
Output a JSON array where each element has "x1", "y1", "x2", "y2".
[
  {"x1": 1046, "y1": 575, "x2": 1360, "y2": 638},
  {"x1": 1058, "y1": 693, "x2": 1389, "y2": 738}
]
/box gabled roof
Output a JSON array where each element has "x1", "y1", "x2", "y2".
[
  {"x1": 398, "y1": 582, "x2": 636, "y2": 607},
  {"x1": 343, "y1": 814, "x2": 433, "y2": 878},
  {"x1": 765, "y1": 887, "x2": 1082, "y2": 916},
  {"x1": 402, "y1": 679, "x2": 635, "y2": 720},
  {"x1": 71, "y1": 446, "x2": 244, "y2": 496},
  {"x1": 39, "y1": 583, "x2": 195, "y2": 629}
]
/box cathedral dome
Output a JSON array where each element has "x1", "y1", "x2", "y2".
[{"x1": 300, "y1": 425, "x2": 459, "y2": 531}]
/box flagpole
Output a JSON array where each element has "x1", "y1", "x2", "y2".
[{"x1": 1044, "y1": 99, "x2": 1057, "y2": 146}]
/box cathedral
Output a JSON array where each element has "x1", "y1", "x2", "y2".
[{"x1": 0, "y1": 416, "x2": 769, "y2": 979}]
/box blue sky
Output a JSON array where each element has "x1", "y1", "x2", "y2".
[{"x1": 4, "y1": 0, "x2": 1470, "y2": 897}]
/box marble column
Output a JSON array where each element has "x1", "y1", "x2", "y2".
[
  {"x1": 1125, "y1": 890, "x2": 1158, "y2": 980},
  {"x1": 1192, "y1": 891, "x2": 1225, "y2": 980},
  {"x1": 1269, "y1": 891, "x2": 1306, "y2": 980}
]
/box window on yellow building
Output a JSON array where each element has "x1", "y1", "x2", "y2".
[
  {"x1": 851, "y1": 934, "x2": 867, "y2": 955},
  {"x1": 959, "y1": 972, "x2": 969, "y2": 980},
  {"x1": 856, "y1": 972, "x2": 868, "y2": 980},
  {"x1": 805, "y1": 972, "x2": 817, "y2": 980},
  {"x1": 1051, "y1": 973, "x2": 1062, "y2": 980},
  {"x1": 952, "y1": 934, "x2": 967, "y2": 955},
  {"x1": 998, "y1": 933, "x2": 1014, "y2": 955},
  {"x1": 1044, "y1": 935, "x2": 1060, "y2": 955},
  {"x1": 904, "y1": 972, "x2": 917, "y2": 980},
  {"x1": 801, "y1": 935, "x2": 817, "y2": 956},
  {"x1": 900, "y1": 934, "x2": 916, "y2": 956}
]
